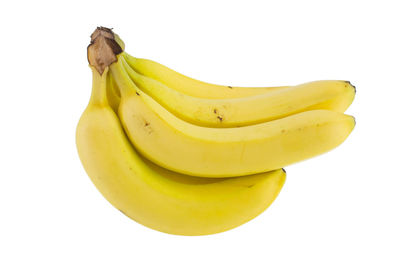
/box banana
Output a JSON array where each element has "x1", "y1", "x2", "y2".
[
  {"x1": 124, "y1": 52, "x2": 356, "y2": 113},
  {"x1": 121, "y1": 55, "x2": 354, "y2": 127},
  {"x1": 76, "y1": 67, "x2": 286, "y2": 235},
  {"x1": 111, "y1": 57, "x2": 355, "y2": 178},
  {"x1": 124, "y1": 53, "x2": 290, "y2": 99}
]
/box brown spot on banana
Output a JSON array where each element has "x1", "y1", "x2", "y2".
[{"x1": 143, "y1": 121, "x2": 153, "y2": 134}]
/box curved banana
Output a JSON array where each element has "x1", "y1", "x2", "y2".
[
  {"x1": 122, "y1": 55, "x2": 354, "y2": 127},
  {"x1": 124, "y1": 52, "x2": 355, "y2": 113},
  {"x1": 124, "y1": 53, "x2": 290, "y2": 99},
  {"x1": 111, "y1": 59, "x2": 355, "y2": 178},
  {"x1": 76, "y1": 67, "x2": 286, "y2": 235}
]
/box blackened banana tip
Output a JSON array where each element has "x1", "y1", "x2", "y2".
[{"x1": 345, "y1": 80, "x2": 356, "y2": 94}]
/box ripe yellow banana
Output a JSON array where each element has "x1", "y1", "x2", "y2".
[
  {"x1": 76, "y1": 67, "x2": 286, "y2": 235},
  {"x1": 124, "y1": 52, "x2": 356, "y2": 114},
  {"x1": 111, "y1": 58, "x2": 355, "y2": 178},
  {"x1": 121, "y1": 55, "x2": 354, "y2": 127},
  {"x1": 124, "y1": 52, "x2": 290, "y2": 99}
]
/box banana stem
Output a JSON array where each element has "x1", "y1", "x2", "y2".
[
  {"x1": 110, "y1": 55, "x2": 141, "y2": 98},
  {"x1": 87, "y1": 27, "x2": 123, "y2": 75},
  {"x1": 89, "y1": 68, "x2": 109, "y2": 106},
  {"x1": 87, "y1": 27, "x2": 125, "y2": 106},
  {"x1": 121, "y1": 56, "x2": 142, "y2": 80}
]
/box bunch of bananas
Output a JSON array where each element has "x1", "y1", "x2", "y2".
[{"x1": 76, "y1": 27, "x2": 355, "y2": 235}]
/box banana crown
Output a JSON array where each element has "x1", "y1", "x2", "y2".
[{"x1": 87, "y1": 27, "x2": 123, "y2": 75}]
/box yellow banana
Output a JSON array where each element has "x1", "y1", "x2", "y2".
[
  {"x1": 76, "y1": 67, "x2": 286, "y2": 236},
  {"x1": 121, "y1": 55, "x2": 354, "y2": 127},
  {"x1": 124, "y1": 52, "x2": 290, "y2": 99},
  {"x1": 124, "y1": 52, "x2": 355, "y2": 113},
  {"x1": 111, "y1": 58, "x2": 355, "y2": 178}
]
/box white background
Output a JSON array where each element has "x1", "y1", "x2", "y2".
[{"x1": 1, "y1": 0, "x2": 399, "y2": 266}]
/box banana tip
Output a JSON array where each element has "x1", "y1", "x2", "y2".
[
  {"x1": 351, "y1": 116, "x2": 356, "y2": 127},
  {"x1": 345, "y1": 81, "x2": 356, "y2": 94}
]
